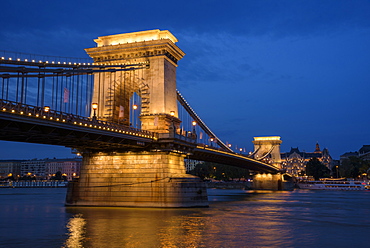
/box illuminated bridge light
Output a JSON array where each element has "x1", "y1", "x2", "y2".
[
  {"x1": 11, "y1": 110, "x2": 15, "y2": 113},
  {"x1": 17, "y1": 58, "x2": 20, "y2": 61},
  {"x1": 9, "y1": 58, "x2": 12, "y2": 60},
  {"x1": 99, "y1": 126, "x2": 102, "y2": 129},
  {"x1": 20, "y1": 111, "x2": 24, "y2": 114},
  {"x1": 32, "y1": 60, "x2": 35, "y2": 62},
  {"x1": 62, "y1": 119, "x2": 65, "y2": 122},
  {"x1": 28, "y1": 113, "x2": 31, "y2": 116},
  {"x1": 1, "y1": 57, "x2": 4, "y2": 59},
  {"x1": 50, "y1": 117, "x2": 53, "y2": 120},
  {"x1": 74, "y1": 122, "x2": 77, "y2": 124},
  {"x1": 25, "y1": 59, "x2": 28, "y2": 62},
  {"x1": 36, "y1": 114, "x2": 39, "y2": 117},
  {"x1": 79, "y1": 123, "x2": 83, "y2": 125},
  {"x1": 56, "y1": 118, "x2": 59, "y2": 121},
  {"x1": 43, "y1": 116, "x2": 46, "y2": 118}
]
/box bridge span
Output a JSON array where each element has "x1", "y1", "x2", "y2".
[{"x1": 1, "y1": 29, "x2": 287, "y2": 208}]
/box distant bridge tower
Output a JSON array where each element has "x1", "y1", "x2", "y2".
[
  {"x1": 85, "y1": 29, "x2": 185, "y2": 133},
  {"x1": 252, "y1": 136, "x2": 282, "y2": 168}
]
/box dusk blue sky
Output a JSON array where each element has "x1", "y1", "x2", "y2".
[{"x1": 1, "y1": 0, "x2": 370, "y2": 159}]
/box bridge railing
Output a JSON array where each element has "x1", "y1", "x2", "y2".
[
  {"x1": 0, "y1": 50, "x2": 92, "y2": 65},
  {"x1": 158, "y1": 132, "x2": 197, "y2": 144},
  {"x1": 0, "y1": 99, "x2": 157, "y2": 139}
]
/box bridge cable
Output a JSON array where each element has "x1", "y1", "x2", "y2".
[{"x1": 176, "y1": 90, "x2": 233, "y2": 153}]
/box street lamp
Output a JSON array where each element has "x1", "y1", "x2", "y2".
[
  {"x1": 192, "y1": 120, "x2": 196, "y2": 131},
  {"x1": 170, "y1": 111, "x2": 175, "y2": 116},
  {"x1": 133, "y1": 104, "x2": 138, "y2": 110},
  {"x1": 44, "y1": 106, "x2": 50, "y2": 112},
  {"x1": 92, "y1": 103, "x2": 98, "y2": 120}
]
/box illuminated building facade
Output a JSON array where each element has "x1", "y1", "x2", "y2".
[
  {"x1": 280, "y1": 143, "x2": 332, "y2": 176},
  {"x1": 358, "y1": 145, "x2": 370, "y2": 161},
  {"x1": 0, "y1": 158, "x2": 81, "y2": 180},
  {"x1": 21, "y1": 160, "x2": 46, "y2": 179},
  {"x1": 45, "y1": 158, "x2": 82, "y2": 180},
  {"x1": 0, "y1": 160, "x2": 22, "y2": 179},
  {"x1": 340, "y1": 145, "x2": 370, "y2": 164}
]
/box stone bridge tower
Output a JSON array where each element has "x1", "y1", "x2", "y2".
[
  {"x1": 66, "y1": 30, "x2": 208, "y2": 208},
  {"x1": 252, "y1": 136, "x2": 282, "y2": 168},
  {"x1": 85, "y1": 29, "x2": 185, "y2": 133}
]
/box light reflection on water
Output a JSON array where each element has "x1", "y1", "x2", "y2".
[
  {"x1": 63, "y1": 214, "x2": 86, "y2": 248},
  {"x1": 1, "y1": 188, "x2": 370, "y2": 248}
]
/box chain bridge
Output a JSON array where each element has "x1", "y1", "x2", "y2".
[{"x1": 0, "y1": 30, "x2": 287, "y2": 207}]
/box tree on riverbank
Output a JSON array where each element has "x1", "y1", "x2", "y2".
[
  {"x1": 340, "y1": 156, "x2": 370, "y2": 179},
  {"x1": 305, "y1": 157, "x2": 330, "y2": 180},
  {"x1": 189, "y1": 162, "x2": 250, "y2": 181}
]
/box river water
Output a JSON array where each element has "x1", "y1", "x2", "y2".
[{"x1": 0, "y1": 188, "x2": 369, "y2": 248}]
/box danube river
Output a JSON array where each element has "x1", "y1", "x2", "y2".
[{"x1": 0, "y1": 188, "x2": 369, "y2": 248}]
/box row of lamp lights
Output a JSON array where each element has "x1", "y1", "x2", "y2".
[
  {"x1": 4, "y1": 103, "x2": 247, "y2": 152},
  {"x1": 3, "y1": 103, "x2": 154, "y2": 138}
]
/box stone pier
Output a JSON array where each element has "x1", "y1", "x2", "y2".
[
  {"x1": 253, "y1": 173, "x2": 294, "y2": 190},
  {"x1": 66, "y1": 151, "x2": 208, "y2": 207}
]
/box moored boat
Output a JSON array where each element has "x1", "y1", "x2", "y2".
[
  {"x1": 0, "y1": 180, "x2": 68, "y2": 188},
  {"x1": 297, "y1": 179, "x2": 370, "y2": 191}
]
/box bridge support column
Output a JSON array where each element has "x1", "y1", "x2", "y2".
[
  {"x1": 253, "y1": 173, "x2": 294, "y2": 190},
  {"x1": 66, "y1": 151, "x2": 208, "y2": 207}
]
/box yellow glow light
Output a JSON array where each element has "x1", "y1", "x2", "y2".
[{"x1": 254, "y1": 136, "x2": 281, "y2": 141}]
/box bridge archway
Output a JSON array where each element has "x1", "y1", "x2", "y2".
[{"x1": 86, "y1": 29, "x2": 185, "y2": 134}]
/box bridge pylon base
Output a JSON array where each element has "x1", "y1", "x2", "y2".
[
  {"x1": 252, "y1": 173, "x2": 294, "y2": 191},
  {"x1": 65, "y1": 151, "x2": 208, "y2": 208}
]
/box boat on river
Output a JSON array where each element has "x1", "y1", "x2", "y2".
[
  {"x1": 0, "y1": 180, "x2": 68, "y2": 188},
  {"x1": 297, "y1": 179, "x2": 370, "y2": 191}
]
